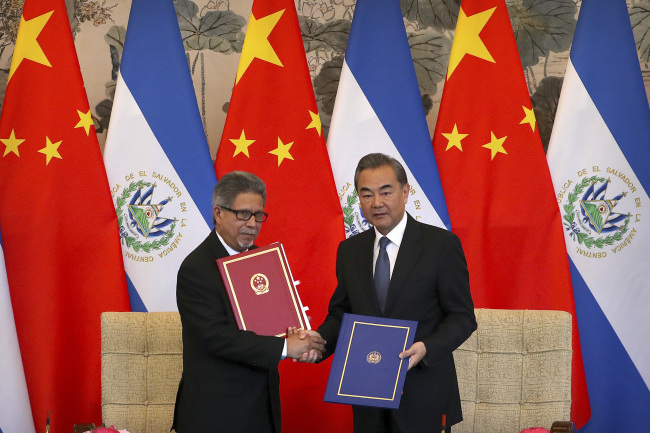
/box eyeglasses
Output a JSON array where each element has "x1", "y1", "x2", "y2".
[{"x1": 219, "y1": 206, "x2": 268, "y2": 222}]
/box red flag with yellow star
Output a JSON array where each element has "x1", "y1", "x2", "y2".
[
  {"x1": 214, "y1": 0, "x2": 347, "y2": 432},
  {"x1": 432, "y1": 0, "x2": 590, "y2": 426},
  {"x1": 0, "y1": 0, "x2": 130, "y2": 430}
]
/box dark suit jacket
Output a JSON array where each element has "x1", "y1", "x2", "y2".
[
  {"x1": 172, "y1": 231, "x2": 284, "y2": 433},
  {"x1": 318, "y1": 214, "x2": 477, "y2": 433}
]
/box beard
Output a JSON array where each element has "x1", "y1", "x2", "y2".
[{"x1": 237, "y1": 228, "x2": 258, "y2": 249}]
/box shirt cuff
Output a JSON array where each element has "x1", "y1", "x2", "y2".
[{"x1": 281, "y1": 339, "x2": 287, "y2": 360}]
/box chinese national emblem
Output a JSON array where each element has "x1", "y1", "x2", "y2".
[
  {"x1": 250, "y1": 273, "x2": 270, "y2": 295},
  {"x1": 366, "y1": 351, "x2": 381, "y2": 364}
]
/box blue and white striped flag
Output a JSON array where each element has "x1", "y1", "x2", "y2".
[
  {"x1": 327, "y1": 0, "x2": 449, "y2": 236},
  {"x1": 0, "y1": 239, "x2": 35, "y2": 433},
  {"x1": 547, "y1": 0, "x2": 650, "y2": 429},
  {"x1": 104, "y1": 0, "x2": 216, "y2": 312}
]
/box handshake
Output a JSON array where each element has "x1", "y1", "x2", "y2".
[{"x1": 285, "y1": 327, "x2": 327, "y2": 363}]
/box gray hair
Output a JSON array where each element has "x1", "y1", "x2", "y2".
[
  {"x1": 354, "y1": 153, "x2": 408, "y2": 190},
  {"x1": 212, "y1": 171, "x2": 267, "y2": 209}
]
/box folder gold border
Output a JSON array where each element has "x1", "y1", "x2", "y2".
[
  {"x1": 337, "y1": 321, "x2": 411, "y2": 401},
  {"x1": 220, "y1": 245, "x2": 306, "y2": 336}
]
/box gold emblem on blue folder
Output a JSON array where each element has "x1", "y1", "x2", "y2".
[{"x1": 366, "y1": 351, "x2": 381, "y2": 364}]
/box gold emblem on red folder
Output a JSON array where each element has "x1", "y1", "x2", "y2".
[
  {"x1": 367, "y1": 351, "x2": 381, "y2": 364},
  {"x1": 250, "y1": 273, "x2": 270, "y2": 295}
]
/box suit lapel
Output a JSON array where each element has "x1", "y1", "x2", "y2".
[
  {"x1": 207, "y1": 230, "x2": 229, "y2": 259},
  {"x1": 384, "y1": 215, "x2": 423, "y2": 316}
]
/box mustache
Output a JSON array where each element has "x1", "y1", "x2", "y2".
[{"x1": 239, "y1": 229, "x2": 258, "y2": 235}]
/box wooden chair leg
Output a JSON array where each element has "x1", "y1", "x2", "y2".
[
  {"x1": 550, "y1": 421, "x2": 576, "y2": 433},
  {"x1": 73, "y1": 423, "x2": 96, "y2": 433}
]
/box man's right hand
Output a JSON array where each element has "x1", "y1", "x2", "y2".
[{"x1": 286, "y1": 329, "x2": 326, "y2": 361}]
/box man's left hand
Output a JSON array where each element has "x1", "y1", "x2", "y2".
[{"x1": 399, "y1": 341, "x2": 426, "y2": 370}]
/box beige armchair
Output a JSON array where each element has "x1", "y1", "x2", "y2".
[
  {"x1": 101, "y1": 312, "x2": 181, "y2": 433},
  {"x1": 100, "y1": 309, "x2": 573, "y2": 433},
  {"x1": 453, "y1": 309, "x2": 572, "y2": 432}
]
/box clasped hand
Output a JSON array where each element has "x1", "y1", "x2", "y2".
[
  {"x1": 286, "y1": 327, "x2": 326, "y2": 362},
  {"x1": 286, "y1": 327, "x2": 326, "y2": 363}
]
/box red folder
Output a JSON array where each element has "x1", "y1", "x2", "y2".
[{"x1": 217, "y1": 242, "x2": 310, "y2": 337}]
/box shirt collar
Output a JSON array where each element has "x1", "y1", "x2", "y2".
[
  {"x1": 215, "y1": 228, "x2": 244, "y2": 256},
  {"x1": 373, "y1": 212, "x2": 407, "y2": 249}
]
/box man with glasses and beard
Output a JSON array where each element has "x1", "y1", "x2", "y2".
[{"x1": 172, "y1": 171, "x2": 326, "y2": 433}]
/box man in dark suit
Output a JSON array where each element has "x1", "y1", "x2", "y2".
[
  {"x1": 172, "y1": 171, "x2": 326, "y2": 433},
  {"x1": 304, "y1": 153, "x2": 476, "y2": 433}
]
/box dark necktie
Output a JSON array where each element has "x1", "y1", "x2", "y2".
[{"x1": 374, "y1": 236, "x2": 390, "y2": 313}]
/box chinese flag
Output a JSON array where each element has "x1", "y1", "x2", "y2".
[
  {"x1": 432, "y1": 0, "x2": 590, "y2": 427},
  {"x1": 0, "y1": 0, "x2": 130, "y2": 431},
  {"x1": 214, "y1": 1, "x2": 347, "y2": 432}
]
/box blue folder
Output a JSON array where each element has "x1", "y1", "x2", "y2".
[{"x1": 323, "y1": 313, "x2": 417, "y2": 408}]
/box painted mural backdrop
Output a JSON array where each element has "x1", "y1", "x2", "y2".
[{"x1": 1, "y1": 0, "x2": 649, "y2": 157}]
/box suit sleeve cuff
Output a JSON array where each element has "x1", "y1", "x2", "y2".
[{"x1": 281, "y1": 339, "x2": 287, "y2": 360}]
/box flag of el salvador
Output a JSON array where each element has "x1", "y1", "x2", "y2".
[
  {"x1": 327, "y1": 0, "x2": 449, "y2": 237},
  {"x1": 546, "y1": 0, "x2": 650, "y2": 429},
  {"x1": 0, "y1": 237, "x2": 35, "y2": 433},
  {"x1": 103, "y1": 0, "x2": 216, "y2": 312}
]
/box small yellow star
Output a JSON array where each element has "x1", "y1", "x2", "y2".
[
  {"x1": 236, "y1": 9, "x2": 284, "y2": 84},
  {"x1": 75, "y1": 109, "x2": 95, "y2": 136},
  {"x1": 441, "y1": 124, "x2": 468, "y2": 151},
  {"x1": 520, "y1": 105, "x2": 537, "y2": 132},
  {"x1": 1, "y1": 129, "x2": 26, "y2": 157},
  {"x1": 9, "y1": 10, "x2": 54, "y2": 82},
  {"x1": 447, "y1": 6, "x2": 496, "y2": 79},
  {"x1": 38, "y1": 136, "x2": 62, "y2": 165},
  {"x1": 230, "y1": 130, "x2": 256, "y2": 157},
  {"x1": 306, "y1": 110, "x2": 322, "y2": 136},
  {"x1": 269, "y1": 137, "x2": 294, "y2": 166},
  {"x1": 482, "y1": 132, "x2": 508, "y2": 160}
]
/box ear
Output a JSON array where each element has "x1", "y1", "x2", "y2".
[
  {"x1": 402, "y1": 183, "x2": 410, "y2": 203},
  {"x1": 213, "y1": 206, "x2": 221, "y2": 224}
]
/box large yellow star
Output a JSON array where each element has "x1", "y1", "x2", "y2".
[
  {"x1": 75, "y1": 109, "x2": 95, "y2": 136},
  {"x1": 441, "y1": 124, "x2": 468, "y2": 151},
  {"x1": 38, "y1": 136, "x2": 62, "y2": 165},
  {"x1": 269, "y1": 137, "x2": 294, "y2": 166},
  {"x1": 235, "y1": 9, "x2": 284, "y2": 84},
  {"x1": 230, "y1": 130, "x2": 255, "y2": 157},
  {"x1": 306, "y1": 110, "x2": 322, "y2": 136},
  {"x1": 482, "y1": 132, "x2": 508, "y2": 160},
  {"x1": 8, "y1": 10, "x2": 54, "y2": 82},
  {"x1": 1, "y1": 130, "x2": 26, "y2": 157},
  {"x1": 447, "y1": 7, "x2": 496, "y2": 79},
  {"x1": 520, "y1": 106, "x2": 537, "y2": 132}
]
